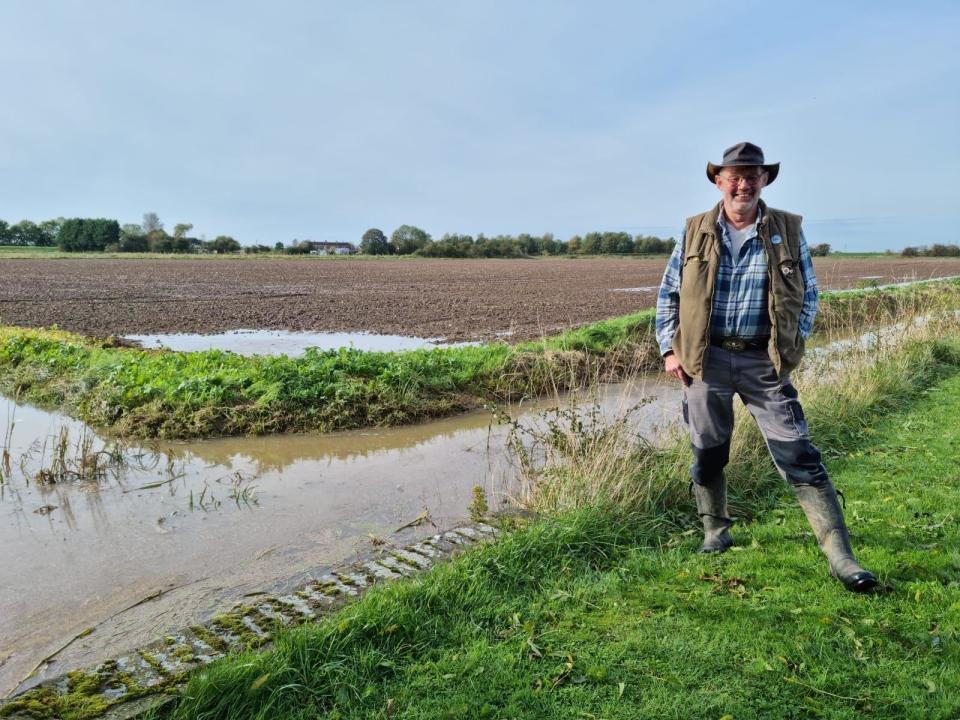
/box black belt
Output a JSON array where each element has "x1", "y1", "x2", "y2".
[{"x1": 710, "y1": 336, "x2": 769, "y2": 352}]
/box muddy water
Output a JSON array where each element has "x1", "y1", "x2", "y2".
[
  {"x1": 0, "y1": 378, "x2": 681, "y2": 696},
  {"x1": 123, "y1": 329, "x2": 474, "y2": 355}
]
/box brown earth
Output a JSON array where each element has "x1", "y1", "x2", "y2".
[{"x1": 2, "y1": 256, "x2": 959, "y2": 342}]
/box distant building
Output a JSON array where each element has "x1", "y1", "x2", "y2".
[{"x1": 305, "y1": 241, "x2": 355, "y2": 255}]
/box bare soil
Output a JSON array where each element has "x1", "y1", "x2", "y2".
[{"x1": 3, "y1": 256, "x2": 959, "y2": 342}]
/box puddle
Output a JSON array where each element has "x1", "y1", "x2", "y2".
[
  {"x1": 833, "y1": 274, "x2": 960, "y2": 292},
  {"x1": 610, "y1": 286, "x2": 659, "y2": 293},
  {"x1": 123, "y1": 329, "x2": 474, "y2": 355},
  {"x1": 0, "y1": 378, "x2": 681, "y2": 696}
]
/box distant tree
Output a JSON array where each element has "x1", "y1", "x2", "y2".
[
  {"x1": 284, "y1": 240, "x2": 313, "y2": 255},
  {"x1": 274, "y1": 241, "x2": 284, "y2": 251},
  {"x1": 597, "y1": 231, "x2": 632, "y2": 254},
  {"x1": 810, "y1": 243, "x2": 831, "y2": 257},
  {"x1": 580, "y1": 232, "x2": 602, "y2": 255},
  {"x1": 0, "y1": 220, "x2": 10, "y2": 245},
  {"x1": 90, "y1": 219, "x2": 120, "y2": 249},
  {"x1": 37, "y1": 218, "x2": 63, "y2": 246},
  {"x1": 173, "y1": 223, "x2": 193, "y2": 240},
  {"x1": 142, "y1": 212, "x2": 163, "y2": 234},
  {"x1": 901, "y1": 246, "x2": 920, "y2": 257},
  {"x1": 515, "y1": 233, "x2": 537, "y2": 255},
  {"x1": 119, "y1": 233, "x2": 149, "y2": 252},
  {"x1": 56, "y1": 218, "x2": 120, "y2": 251},
  {"x1": 360, "y1": 228, "x2": 390, "y2": 255},
  {"x1": 541, "y1": 232, "x2": 563, "y2": 256},
  {"x1": 633, "y1": 235, "x2": 675, "y2": 254},
  {"x1": 418, "y1": 233, "x2": 475, "y2": 258},
  {"x1": 10, "y1": 220, "x2": 46, "y2": 246},
  {"x1": 389, "y1": 225, "x2": 431, "y2": 255},
  {"x1": 930, "y1": 243, "x2": 960, "y2": 257},
  {"x1": 147, "y1": 229, "x2": 172, "y2": 253},
  {"x1": 57, "y1": 219, "x2": 82, "y2": 250},
  {"x1": 118, "y1": 224, "x2": 147, "y2": 252},
  {"x1": 211, "y1": 235, "x2": 241, "y2": 253}
]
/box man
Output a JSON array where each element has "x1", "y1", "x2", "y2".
[{"x1": 655, "y1": 142, "x2": 877, "y2": 593}]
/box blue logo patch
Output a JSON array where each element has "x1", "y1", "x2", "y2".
[{"x1": 771, "y1": 234, "x2": 782, "y2": 245}]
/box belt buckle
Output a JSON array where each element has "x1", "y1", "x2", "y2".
[{"x1": 721, "y1": 337, "x2": 746, "y2": 353}]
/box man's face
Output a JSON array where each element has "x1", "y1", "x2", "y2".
[{"x1": 715, "y1": 166, "x2": 767, "y2": 215}]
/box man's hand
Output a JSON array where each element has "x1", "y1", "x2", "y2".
[{"x1": 664, "y1": 352, "x2": 691, "y2": 386}]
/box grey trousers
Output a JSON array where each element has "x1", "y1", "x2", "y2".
[{"x1": 682, "y1": 347, "x2": 829, "y2": 488}]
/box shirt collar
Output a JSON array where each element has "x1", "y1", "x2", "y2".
[{"x1": 717, "y1": 205, "x2": 762, "y2": 238}]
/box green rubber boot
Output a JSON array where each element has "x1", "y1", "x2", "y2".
[
  {"x1": 793, "y1": 482, "x2": 878, "y2": 593},
  {"x1": 692, "y1": 476, "x2": 733, "y2": 553}
]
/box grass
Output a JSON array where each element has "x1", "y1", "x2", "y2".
[
  {"x1": 110, "y1": 327, "x2": 960, "y2": 720},
  {"x1": 0, "y1": 279, "x2": 959, "y2": 440}
]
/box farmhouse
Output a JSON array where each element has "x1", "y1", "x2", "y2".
[{"x1": 306, "y1": 241, "x2": 355, "y2": 255}]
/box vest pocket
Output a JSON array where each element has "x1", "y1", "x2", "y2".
[{"x1": 682, "y1": 254, "x2": 711, "y2": 284}]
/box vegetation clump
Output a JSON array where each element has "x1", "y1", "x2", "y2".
[{"x1": 0, "y1": 666, "x2": 141, "y2": 720}]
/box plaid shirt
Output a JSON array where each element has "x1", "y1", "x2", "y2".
[{"x1": 655, "y1": 208, "x2": 819, "y2": 356}]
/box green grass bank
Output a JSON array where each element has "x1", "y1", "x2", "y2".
[
  {"x1": 107, "y1": 336, "x2": 960, "y2": 720},
  {"x1": 1, "y1": 279, "x2": 959, "y2": 439}
]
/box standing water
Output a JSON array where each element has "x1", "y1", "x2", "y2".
[
  {"x1": 122, "y1": 329, "x2": 476, "y2": 355},
  {"x1": 0, "y1": 378, "x2": 681, "y2": 697}
]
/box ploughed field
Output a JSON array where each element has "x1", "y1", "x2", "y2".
[{"x1": 4, "y1": 256, "x2": 960, "y2": 342}]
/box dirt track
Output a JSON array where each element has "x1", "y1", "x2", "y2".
[{"x1": 3, "y1": 256, "x2": 960, "y2": 342}]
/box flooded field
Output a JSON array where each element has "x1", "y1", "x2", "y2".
[
  {"x1": 0, "y1": 377, "x2": 681, "y2": 697},
  {"x1": 2, "y1": 256, "x2": 959, "y2": 342}
]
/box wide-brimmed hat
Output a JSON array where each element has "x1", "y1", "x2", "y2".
[{"x1": 706, "y1": 142, "x2": 779, "y2": 185}]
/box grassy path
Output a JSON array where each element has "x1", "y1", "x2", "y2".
[
  {"x1": 307, "y1": 376, "x2": 960, "y2": 719},
  {"x1": 144, "y1": 348, "x2": 960, "y2": 720}
]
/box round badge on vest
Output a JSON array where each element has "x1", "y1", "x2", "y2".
[{"x1": 771, "y1": 234, "x2": 782, "y2": 244}]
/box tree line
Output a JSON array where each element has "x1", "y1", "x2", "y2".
[
  {"x1": 0, "y1": 215, "x2": 677, "y2": 257},
  {"x1": 0, "y1": 218, "x2": 61, "y2": 246},
  {"x1": 1, "y1": 215, "x2": 843, "y2": 258},
  {"x1": 359, "y1": 226, "x2": 677, "y2": 257},
  {"x1": 901, "y1": 244, "x2": 960, "y2": 257},
  {"x1": 0, "y1": 213, "x2": 242, "y2": 253}
]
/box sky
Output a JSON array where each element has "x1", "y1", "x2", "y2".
[{"x1": 1, "y1": 1, "x2": 957, "y2": 252}]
